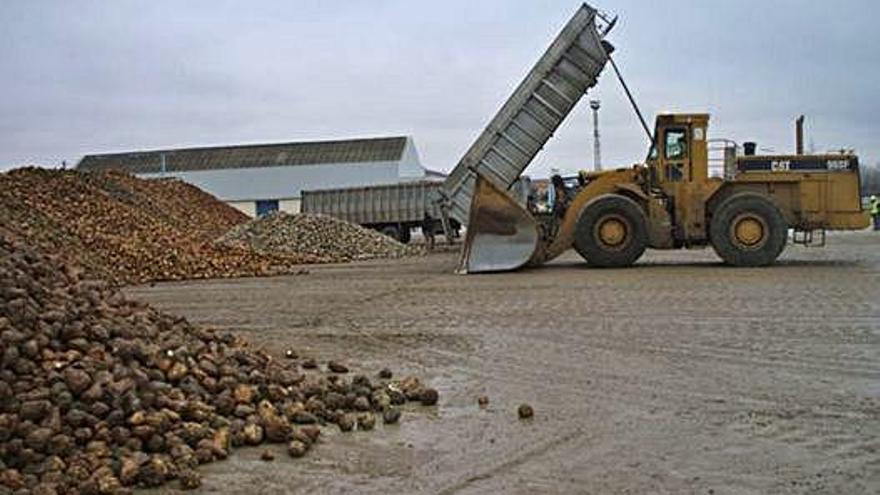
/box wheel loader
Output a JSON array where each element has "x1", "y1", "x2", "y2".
[{"x1": 438, "y1": 3, "x2": 869, "y2": 273}]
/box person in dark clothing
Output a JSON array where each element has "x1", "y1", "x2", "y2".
[
  {"x1": 551, "y1": 174, "x2": 571, "y2": 218},
  {"x1": 422, "y1": 214, "x2": 436, "y2": 250}
]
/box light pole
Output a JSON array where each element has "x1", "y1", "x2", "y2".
[{"x1": 589, "y1": 100, "x2": 601, "y2": 171}]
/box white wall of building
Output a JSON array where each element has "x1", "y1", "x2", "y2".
[
  {"x1": 140, "y1": 161, "x2": 402, "y2": 202},
  {"x1": 229, "y1": 201, "x2": 257, "y2": 217},
  {"x1": 280, "y1": 199, "x2": 301, "y2": 213},
  {"x1": 398, "y1": 137, "x2": 428, "y2": 180}
]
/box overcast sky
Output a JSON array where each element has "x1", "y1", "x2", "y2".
[{"x1": 2, "y1": 0, "x2": 878, "y2": 176}]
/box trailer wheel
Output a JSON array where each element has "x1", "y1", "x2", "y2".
[
  {"x1": 573, "y1": 195, "x2": 648, "y2": 268},
  {"x1": 380, "y1": 225, "x2": 401, "y2": 242},
  {"x1": 398, "y1": 227, "x2": 411, "y2": 244},
  {"x1": 710, "y1": 194, "x2": 787, "y2": 266}
]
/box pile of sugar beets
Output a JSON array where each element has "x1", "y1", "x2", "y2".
[
  {"x1": 0, "y1": 233, "x2": 438, "y2": 494},
  {"x1": 217, "y1": 212, "x2": 422, "y2": 262},
  {"x1": 0, "y1": 169, "x2": 323, "y2": 286}
]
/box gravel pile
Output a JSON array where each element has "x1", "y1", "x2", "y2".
[
  {"x1": 0, "y1": 168, "x2": 320, "y2": 285},
  {"x1": 0, "y1": 233, "x2": 438, "y2": 493},
  {"x1": 217, "y1": 212, "x2": 422, "y2": 262}
]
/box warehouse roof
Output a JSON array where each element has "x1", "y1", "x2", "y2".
[{"x1": 77, "y1": 136, "x2": 409, "y2": 174}]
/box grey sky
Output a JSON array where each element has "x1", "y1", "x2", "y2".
[{"x1": 1, "y1": 0, "x2": 878, "y2": 177}]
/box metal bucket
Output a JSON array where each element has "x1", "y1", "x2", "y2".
[{"x1": 456, "y1": 176, "x2": 541, "y2": 274}]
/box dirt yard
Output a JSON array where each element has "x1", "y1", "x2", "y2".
[{"x1": 127, "y1": 232, "x2": 880, "y2": 495}]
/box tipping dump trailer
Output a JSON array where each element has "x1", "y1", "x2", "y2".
[
  {"x1": 439, "y1": 4, "x2": 613, "y2": 226},
  {"x1": 437, "y1": 3, "x2": 614, "y2": 272},
  {"x1": 301, "y1": 181, "x2": 460, "y2": 244}
]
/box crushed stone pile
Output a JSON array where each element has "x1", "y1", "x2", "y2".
[
  {"x1": 0, "y1": 233, "x2": 438, "y2": 493},
  {"x1": 217, "y1": 212, "x2": 422, "y2": 262},
  {"x1": 0, "y1": 168, "x2": 321, "y2": 285}
]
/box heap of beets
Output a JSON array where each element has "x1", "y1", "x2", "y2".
[{"x1": 0, "y1": 233, "x2": 438, "y2": 494}]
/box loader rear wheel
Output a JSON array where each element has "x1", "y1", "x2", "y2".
[
  {"x1": 710, "y1": 195, "x2": 787, "y2": 267},
  {"x1": 574, "y1": 195, "x2": 648, "y2": 268}
]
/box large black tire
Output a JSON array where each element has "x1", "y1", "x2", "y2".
[
  {"x1": 398, "y1": 227, "x2": 412, "y2": 244},
  {"x1": 573, "y1": 195, "x2": 648, "y2": 268},
  {"x1": 380, "y1": 225, "x2": 402, "y2": 242},
  {"x1": 710, "y1": 194, "x2": 787, "y2": 267}
]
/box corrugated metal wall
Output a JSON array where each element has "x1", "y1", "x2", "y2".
[{"x1": 302, "y1": 182, "x2": 443, "y2": 225}]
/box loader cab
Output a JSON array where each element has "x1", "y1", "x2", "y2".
[
  {"x1": 646, "y1": 113, "x2": 714, "y2": 243},
  {"x1": 648, "y1": 113, "x2": 710, "y2": 187}
]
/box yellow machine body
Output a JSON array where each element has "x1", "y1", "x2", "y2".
[{"x1": 458, "y1": 113, "x2": 868, "y2": 273}]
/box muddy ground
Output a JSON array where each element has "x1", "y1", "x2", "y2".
[{"x1": 127, "y1": 232, "x2": 880, "y2": 494}]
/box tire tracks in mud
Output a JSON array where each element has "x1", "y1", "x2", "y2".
[
  {"x1": 295, "y1": 282, "x2": 478, "y2": 360},
  {"x1": 427, "y1": 343, "x2": 879, "y2": 421},
  {"x1": 418, "y1": 353, "x2": 880, "y2": 483},
  {"x1": 424, "y1": 323, "x2": 880, "y2": 473},
  {"x1": 434, "y1": 428, "x2": 584, "y2": 495}
]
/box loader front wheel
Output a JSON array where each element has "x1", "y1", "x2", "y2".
[
  {"x1": 574, "y1": 195, "x2": 648, "y2": 268},
  {"x1": 710, "y1": 195, "x2": 787, "y2": 266}
]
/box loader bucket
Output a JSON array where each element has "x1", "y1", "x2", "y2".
[{"x1": 456, "y1": 176, "x2": 540, "y2": 274}]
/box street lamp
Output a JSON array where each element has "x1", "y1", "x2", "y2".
[{"x1": 589, "y1": 100, "x2": 601, "y2": 171}]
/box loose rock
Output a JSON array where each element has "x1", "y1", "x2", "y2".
[
  {"x1": 420, "y1": 388, "x2": 440, "y2": 406},
  {"x1": 64, "y1": 368, "x2": 92, "y2": 395},
  {"x1": 178, "y1": 469, "x2": 202, "y2": 490},
  {"x1": 287, "y1": 440, "x2": 308, "y2": 458},
  {"x1": 353, "y1": 396, "x2": 371, "y2": 412},
  {"x1": 337, "y1": 414, "x2": 356, "y2": 432},
  {"x1": 242, "y1": 423, "x2": 264, "y2": 445},
  {"x1": 518, "y1": 404, "x2": 535, "y2": 420},
  {"x1": 299, "y1": 426, "x2": 321, "y2": 444},
  {"x1": 398, "y1": 376, "x2": 422, "y2": 399},
  {"x1": 327, "y1": 361, "x2": 349, "y2": 374},
  {"x1": 387, "y1": 388, "x2": 407, "y2": 406},
  {"x1": 382, "y1": 407, "x2": 402, "y2": 425},
  {"x1": 357, "y1": 413, "x2": 377, "y2": 431}
]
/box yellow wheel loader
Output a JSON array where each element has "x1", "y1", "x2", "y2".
[{"x1": 439, "y1": 4, "x2": 868, "y2": 273}]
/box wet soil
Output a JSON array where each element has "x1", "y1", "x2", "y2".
[{"x1": 127, "y1": 231, "x2": 880, "y2": 494}]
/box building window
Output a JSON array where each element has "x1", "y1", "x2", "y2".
[{"x1": 255, "y1": 200, "x2": 279, "y2": 217}]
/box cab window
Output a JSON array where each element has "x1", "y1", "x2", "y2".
[{"x1": 665, "y1": 128, "x2": 688, "y2": 160}]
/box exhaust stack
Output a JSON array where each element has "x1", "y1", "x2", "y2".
[{"x1": 796, "y1": 115, "x2": 805, "y2": 155}]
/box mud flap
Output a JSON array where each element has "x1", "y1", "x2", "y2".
[{"x1": 456, "y1": 176, "x2": 541, "y2": 274}]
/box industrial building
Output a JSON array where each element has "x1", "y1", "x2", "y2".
[{"x1": 77, "y1": 136, "x2": 428, "y2": 216}]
